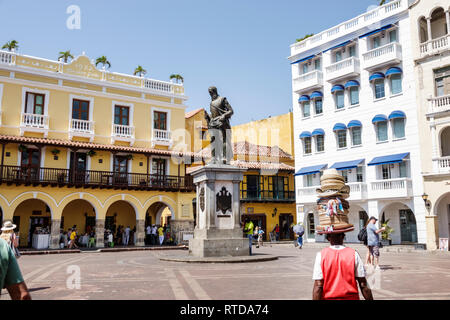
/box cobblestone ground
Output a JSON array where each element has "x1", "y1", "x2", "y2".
[{"x1": 2, "y1": 243, "x2": 450, "y2": 300}]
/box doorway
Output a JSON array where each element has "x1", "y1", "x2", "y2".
[
  {"x1": 70, "y1": 152, "x2": 87, "y2": 184},
  {"x1": 399, "y1": 209, "x2": 417, "y2": 243},
  {"x1": 20, "y1": 148, "x2": 40, "y2": 181},
  {"x1": 307, "y1": 213, "x2": 315, "y2": 239},
  {"x1": 28, "y1": 216, "x2": 50, "y2": 248},
  {"x1": 279, "y1": 213, "x2": 294, "y2": 240}
]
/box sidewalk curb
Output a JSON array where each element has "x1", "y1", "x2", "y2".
[{"x1": 19, "y1": 245, "x2": 188, "y2": 256}]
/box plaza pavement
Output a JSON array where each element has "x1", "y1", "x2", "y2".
[{"x1": 2, "y1": 243, "x2": 450, "y2": 300}]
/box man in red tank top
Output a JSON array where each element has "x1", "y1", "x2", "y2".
[{"x1": 312, "y1": 232, "x2": 373, "y2": 300}]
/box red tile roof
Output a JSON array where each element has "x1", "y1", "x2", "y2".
[
  {"x1": 186, "y1": 160, "x2": 294, "y2": 174},
  {"x1": 199, "y1": 141, "x2": 293, "y2": 159},
  {"x1": 0, "y1": 135, "x2": 198, "y2": 158},
  {"x1": 185, "y1": 108, "x2": 204, "y2": 119}
]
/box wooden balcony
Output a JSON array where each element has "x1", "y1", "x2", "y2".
[
  {"x1": 240, "y1": 190, "x2": 295, "y2": 203},
  {"x1": 0, "y1": 165, "x2": 194, "y2": 192}
]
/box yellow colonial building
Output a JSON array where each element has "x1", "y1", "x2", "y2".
[
  {"x1": 0, "y1": 50, "x2": 196, "y2": 248},
  {"x1": 186, "y1": 109, "x2": 297, "y2": 240}
]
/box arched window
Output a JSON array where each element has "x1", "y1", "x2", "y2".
[
  {"x1": 418, "y1": 17, "x2": 428, "y2": 43},
  {"x1": 441, "y1": 127, "x2": 450, "y2": 157},
  {"x1": 430, "y1": 7, "x2": 446, "y2": 40}
]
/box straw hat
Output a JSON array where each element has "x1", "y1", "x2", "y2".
[
  {"x1": 320, "y1": 169, "x2": 345, "y2": 182},
  {"x1": 316, "y1": 226, "x2": 355, "y2": 235},
  {"x1": 1, "y1": 221, "x2": 17, "y2": 231},
  {"x1": 316, "y1": 185, "x2": 350, "y2": 199}
]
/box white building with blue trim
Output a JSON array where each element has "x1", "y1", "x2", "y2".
[{"x1": 289, "y1": 0, "x2": 428, "y2": 245}]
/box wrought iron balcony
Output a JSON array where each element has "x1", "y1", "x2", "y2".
[
  {"x1": 0, "y1": 165, "x2": 194, "y2": 192},
  {"x1": 240, "y1": 190, "x2": 295, "y2": 203}
]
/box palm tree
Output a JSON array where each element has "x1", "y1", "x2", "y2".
[
  {"x1": 379, "y1": 0, "x2": 386, "y2": 5},
  {"x1": 95, "y1": 56, "x2": 111, "y2": 69},
  {"x1": 169, "y1": 74, "x2": 184, "y2": 84},
  {"x1": 58, "y1": 50, "x2": 74, "y2": 63},
  {"x1": 134, "y1": 65, "x2": 147, "y2": 77},
  {"x1": 2, "y1": 40, "x2": 19, "y2": 52}
]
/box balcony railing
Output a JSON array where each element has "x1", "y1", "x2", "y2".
[
  {"x1": 428, "y1": 94, "x2": 450, "y2": 114},
  {"x1": 21, "y1": 113, "x2": 49, "y2": 129},
  {"x1": 296, "y1": 186, "x2": 320, "y2": 203},
  {"x1": 290, "y1": 0, "x2": 405, "y2": 56},
  {"x1": 369, "y1": 178, "x2": 412, "y2": 199},
  {"x1": 241, "y1": 190, "x2": 295, "y2": 202},
  {"x1": 362, "y1": 42, "x2": 402, "y2": 70},
  {"x1": 0, "y1": 51, "x2": 15, "y2": 64},
  {"x1": 432, "y1": 156, "x2": 450, "y2": 174},
  {"x1": 293, "y1": 70, "x2": 323, "y2": 93},
  {"x1": 112, "y1": 124, "x2": 135, "y2": 143},
  {"x1": 152, "y1": 129, "x2": 172, "y2": 147},
  {"x1": 347, "y1": 182, "x2": 367, "y2": 201},
  {"x1": 0, "y1": 165, "x2": 194, "y2": 192},
  {"x1": 420, "y1": 35, "x2": 449, "y2": 57},
  {"x1": 325, "y1": 57, "x2": 360, "y2": 82}
]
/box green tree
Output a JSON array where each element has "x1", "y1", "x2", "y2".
[
  {"x1": 2, "y1": 40, "x2": 19, "y2": 52},
  {"x1": 58, "y1": 50, "x2": 74, "y2": 63},
  {"x1": 169, "y1": 74, "x2": 184, "y2": 83},
  {"x1": 134, "y1": 65, "x2": 147, "y2": 77},
  {"x1": 95, "y1": 56, "x2": 111, "y2": 69}
]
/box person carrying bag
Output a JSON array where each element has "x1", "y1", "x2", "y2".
[{"x1": 1, "y1": 221, "x2": 21, "y2": 259}]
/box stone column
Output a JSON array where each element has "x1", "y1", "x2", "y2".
[
  {"x1": 135, "y1": 219, "x2": 145, "y2": 247},
  {"x1": 426, "y1": 18, "x2": 432, "y2": 42},
  {"x1": 425, "y1": 215, "x2": 439, "y2": 251},
  {"x1": 232, "y1": 179, "x2": 241, "y2": 228},
  {"x1": 49, "y1": 219, "x2": 61, "y2": 249},
  {"x1": 95, "y1": 219, "x2": 105, "y2": 248},
  {"x1": 446, "y1": 11, "x2": 450, "y2": 35},
  {"x1": 430, "y1": 118, "x2": 439, "y2": 172},
  {"x1": 207, "y1": 181, "x2": 215, "y2": 229}
]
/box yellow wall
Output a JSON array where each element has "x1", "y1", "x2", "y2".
[
  {"x1": 232, "y1": 112, "x2": 294, "y2": 155},
  {"x1": 106, "y1": 201, "x2": 136, "y2": 229},
  {"x1": 61, "y1": 199, "x2": 96, "y2": 234}
]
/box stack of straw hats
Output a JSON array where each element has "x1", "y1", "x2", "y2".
[{"x1": 315, "y1": 169, "x2": 354, "y2": 234}]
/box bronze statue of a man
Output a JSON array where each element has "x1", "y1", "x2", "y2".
[{"x1": 204, "y1": 86, "x2": 234, "y2": 164}]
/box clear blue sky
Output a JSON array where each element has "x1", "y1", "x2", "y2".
[{"x1": 0, "y1": 0, "x2": 380, "y2": 125}]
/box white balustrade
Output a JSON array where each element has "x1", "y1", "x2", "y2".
[
  {"x1": 70, "y1": 119, "x2": 94, "y2": 133},
  {"x1": 152, "y1": 129, "x2": 171, "y2": 141},
  {"x1": 293, "y1": 70, "x2": 323, "y2": 92},
  {"x1": 433, "y1": 157, "x2": 450, "y2": 173},
  {"x1": 297, "y1": 186, "x2": 319, "y2": 203},
  {"x1": 113, "y1": 124, "x2": 134, "y2": 138},
  {"x1": 347, "y1": 182, "x2": 367, "y2": 200},
  {"x1": 369, "y1": 178, "x2": 412, "y2": 199},
  {"x1": 144, "y1": 79, "x2": 174, "y2": 93},
  {"x1": 325, "y1": 57, "x2": 360, "y2": 81},
  {"x1": 0, "y1": 51, "x2": 15, "y2": 65},
  {"x1": 290, "y1": 0, "x2": 404, "y2": 55},
  {"x1": 21, "y1": 113, "x2": 49, "y2": 128},
  {"x1": 362, "y1": 42, "x2": 402, "y2": 70},
  {"x1": 428, "y1": 94, "x2": 450, "y2": 114},
  {"x1": 420, "y1": 35, "x2": 449, "y2": 56}
]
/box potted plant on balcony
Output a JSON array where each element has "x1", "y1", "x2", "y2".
[
  {"x1": 18, "y1": 144, "x2": 28, "y2": 153},
  {"x1": 50, "y1": 148, "x2": 60, "y2": 160},
  {"x1": 380, "y1": 219, "x2": 394, "y2": 246},
  {"x1": 125, "y1": 154, "x2": 133, "y2": 160},
  {"x1": 87, "y1": 150, "x2": 96, "y2": 157}
]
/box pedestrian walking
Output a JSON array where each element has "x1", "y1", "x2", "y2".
[
  {"x1": 293, "y1": 222, "x2": 305, "y2": 249},
  {"x1": 88, "y1": 230, "x2": 96, "y2": 248},
  {"x1": 107, "y1": 230, "x2": 114, "y2": 248},
  {"x1": 0, "y1": 237, "x2": 31, "y2": 300},
  {"x1": 124, "y1": 226, "x2": 131, "y2": 246},
  {"x1": 157, "y1": 225, "x2": 164, "y2": 245},
  {"x1": 145, "y1": 224, "x2": 152, "y2": 245},
  {"x1": 312, "y1": 230, "x2": 373, "y2": 300},
  {"x1": 366, "y1": 216, "x2": 385, "y2": 270},
  {"x1": 68, "y1": 228, "x2": 78, "y2": 249},
  {"x1": 151, "y1": 224, "x2": 157, "y2": 245},
  {"x1": 257, "y1": 227, "x2": 264, "y2": 248},
  {"x1": 273, "y1": 224, "x2": 280, "y2": 242},
  {"x1": 1, "y1": 221, "x2": 20, "y2": 258},
  {"x1": 243, "y1": 218, "x2": 254, "y2": 256}
]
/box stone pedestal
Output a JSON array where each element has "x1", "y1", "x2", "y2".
[
  {"x1": 189, "y1": 164, "x2": 248, "y2": 258},
  {"x1": 95, "y1": 219, "x2": 105, "y2": 248},
  {"x1": 50, "y1": 219, "x2": 61, "y2": 249},
  {"x1": 425, "y1": 215, "x2": 439, "y2": 251}
]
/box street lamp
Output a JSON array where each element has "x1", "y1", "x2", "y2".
[{"x1": 422, "y1": 193, "x2": 431, "y2": 210}]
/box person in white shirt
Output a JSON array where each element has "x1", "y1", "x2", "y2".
[
  {"x1": 151, "y1": 225, "x2": 157, "y2": 245},
  {"x1": 124, "y1": 226, "x2": 130, "y2": 246}
]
